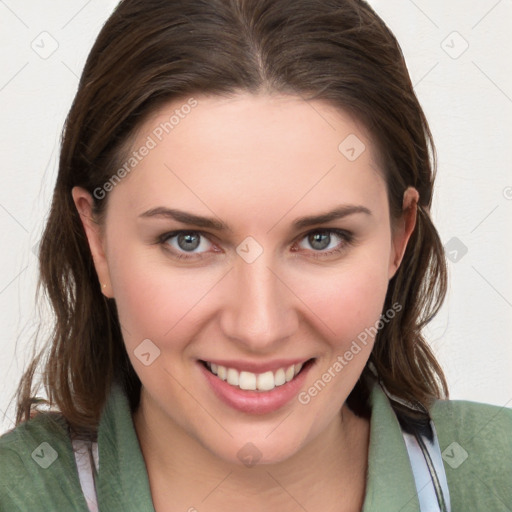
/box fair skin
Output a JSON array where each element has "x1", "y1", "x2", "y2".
[{"x1": 73, "y1": 93, "x2": 418, "y2": 512}]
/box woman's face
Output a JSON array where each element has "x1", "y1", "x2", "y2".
[{"x1": 74, "y1": 93, "x2": 416, "y2": 465}]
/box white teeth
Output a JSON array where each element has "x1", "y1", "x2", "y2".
[
  {"x1": 239, "y1": 371, "x2": 257, "y2": 390},
  {"x1": 285, "y1": 365, "x2": 295, "y2": 382},
  {"x1": 206, "y1": 361, "x2": 305, "y2": 391},
  {"x1": 274, "y1": 368, "x2": 286, "y2": 386},
  {"x1": 217, "y1": 365, "x2": 227, "y2": 381},
  {"x1": 226, "y1": 368, "x2": 239, "y2": 386},
  {"x1": 257, "y1": 371, "x2": 275, "y2": 391}
]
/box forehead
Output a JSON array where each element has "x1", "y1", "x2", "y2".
[{"x1": 107, "y1": 93, "x2": 387, "y2": 227}]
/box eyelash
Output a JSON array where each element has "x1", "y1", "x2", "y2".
[{"x1": 157, "y1": 229, "x2": 354, "y2": 261}]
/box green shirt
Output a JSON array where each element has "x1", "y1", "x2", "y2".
[{"x1": 1, "y1": 382, "x2": 510, "y2": 511}]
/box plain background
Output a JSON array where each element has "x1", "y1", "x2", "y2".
[{"x1": 0, "y1": 0, "x2": 511, "y2": 434}]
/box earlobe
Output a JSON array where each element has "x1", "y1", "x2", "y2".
[
  {"x1": 71, "y1": 186, "x2": 114, "y2": 298},
  {"x1": 388, "y1": 187, "x2": 419, "y2": 280}
]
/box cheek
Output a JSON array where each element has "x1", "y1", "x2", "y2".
[
  {"x1": 106, "y1": 251, "x2": 208, "y2": 401},
  {"x1": 106, "y1": 239, "x2": 223, "y2": 361},
  {"x1": 291, "y1": 252, "x2": 391, "y2": 347},
  {"x1": 105, "y1": 238, "x2": 184, "y2": 344}
]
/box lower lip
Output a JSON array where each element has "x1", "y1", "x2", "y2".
[{"x1": 199, "y1": 360, "x2": 314, "y2": 415}]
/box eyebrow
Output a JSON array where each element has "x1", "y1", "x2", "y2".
[{"x1": 138, "y1": 205, "x2": 372, "y2": 231}]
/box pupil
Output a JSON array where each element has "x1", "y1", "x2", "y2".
[
  {"x1": 309, "y1": 232, "x2": 330, "y2": 250},
  {"x1": 178, "y1": 233, "x2": 200, "y2": 251}
]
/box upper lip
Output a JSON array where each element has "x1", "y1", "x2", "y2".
[{"x1": 200, "y1": 358, "x2": 313, "y2": 374}]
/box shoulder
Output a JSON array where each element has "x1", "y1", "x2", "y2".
[
  {"x1": 0, "y1": 413, "x2": 87, "y2": 511},
  {"x1": 431, "y1": 397, "x2": 512, "y2": 451},
  {"x1": 430, "y1": 397, "x2": 512, "y2": 510}
]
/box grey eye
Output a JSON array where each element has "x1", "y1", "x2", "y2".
[
  {"x1": 177, "y1": 232, "x2": 201, "y2": 251},
  {"x1": 164, "y1": 231, "x2": 212, "y2": 254},
  {"x1": 307, "y1": 231, "x2": 332, "y2": 250}
]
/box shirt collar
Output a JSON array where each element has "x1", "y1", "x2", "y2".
[
  {"x1": 362, "y1": 382, "x2": 420, "y2": 511},
  {"x1": 96, "y1": 382, "x2": 155, "y2": 511},
  {"x1": 96, "y1": 381, "x2": 420, "y2": 511}
]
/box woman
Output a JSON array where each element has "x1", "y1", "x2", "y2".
[{"x1": 0, "y1": 0, "x2": 510, "y2": 511}]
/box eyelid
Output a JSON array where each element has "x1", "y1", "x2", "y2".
[{"x1": 294, "y1": 227, "x2": 351, "y2": 243}]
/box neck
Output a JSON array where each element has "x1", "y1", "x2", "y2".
[{"x1": 133, "y1": 390, "x2": 370, "y2": 512}]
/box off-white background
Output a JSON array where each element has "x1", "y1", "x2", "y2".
[{"x1": 1, "y1": 1, "x2": 511, "y2": 434}]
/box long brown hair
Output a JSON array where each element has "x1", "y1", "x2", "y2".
[{"x1": 14, "y1": 0, "x2": 448, "y2": 435}]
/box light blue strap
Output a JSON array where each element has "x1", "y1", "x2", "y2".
[
  {"x1": 72, "y1": 438, "x2": 99, "y2": 512},
  {"x1": 402, "y1": 421, "x2": 451, "y2": 512}
]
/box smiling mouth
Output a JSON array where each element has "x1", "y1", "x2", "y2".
[{"x1": 200, "y1": 359, "x2": 315, "y2": 392}]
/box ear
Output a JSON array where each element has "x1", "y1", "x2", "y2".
[
  {"x1": 71, "y1": 186, "x2": 114, "y2": 298},
  {"x1": 388, "y1": 187, "x2": 419, "y2": 280}
]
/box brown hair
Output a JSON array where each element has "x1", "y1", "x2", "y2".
[{"x1": 14, "y1": 0, "x2": 448, "y2": 435}]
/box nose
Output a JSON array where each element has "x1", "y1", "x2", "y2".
[{"x1": 218, "y1": 253, "x2": 299, "y2": 353}]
